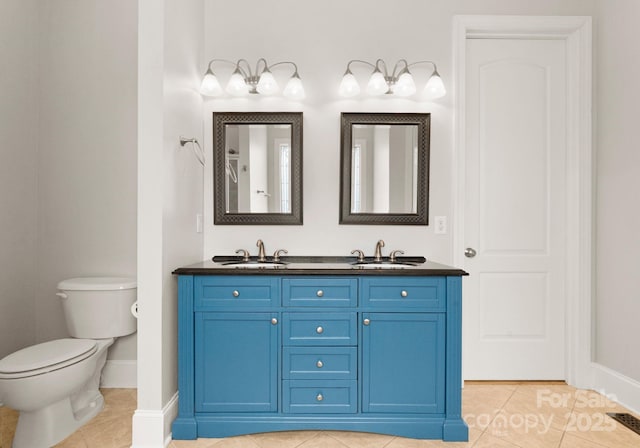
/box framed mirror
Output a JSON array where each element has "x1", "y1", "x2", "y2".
[
  {"x1": 340, "y1": 112, "x2": 430, "y2": 225},
  {"x1": 213, "y1": 112, "x2": 303, "y2": 225}
]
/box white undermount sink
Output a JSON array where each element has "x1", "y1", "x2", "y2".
[
  {"x1": 223, "y1": 261, "x2": 287, "y2": 268},
  {"x1": 351, "y1": 262, "x2": 416, "y2": 269}
]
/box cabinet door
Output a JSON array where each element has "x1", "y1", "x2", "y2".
[
  {"x1": 362, "y1": 313, "x2": 445, "y2": 414},
  {"x1": 195, "y1": 312, "x2": 279, "y2": 413}
]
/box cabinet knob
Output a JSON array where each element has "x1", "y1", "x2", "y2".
[
  {"x1": 316, "y1": 360, "x2": 324, "y2": 368},
  {"x1": 363, "y1": 318, "x2": 370, "y2": 326},
  {"x1": 401, "y1": 290, "x2": 408, "y2": 298},
  {"x1": 316, "y1": 393, "x2": 324, "y2": 402},
  {"x1": 316, "y1": 326, "x2": 324, "y2": 334},
  {"x1": 316, "y1": 290, "x2": 324, "y2": 297},
  {"x1": 232, "y1": 290, "x2": 240, "y2": 297},
  {"x1": 271, "y1": 318, "x2": 278, "y2": 325}
]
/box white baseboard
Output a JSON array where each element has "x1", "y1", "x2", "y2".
[
  {"x1": 592, "y1": 362, "x2": 640, "y2": 414},
  {"x1": 101, "y1": 360, "x2": 137, "y2": 388},
  {"x1": 131, "y1": 392, "x2": 178, "y2": 448}
]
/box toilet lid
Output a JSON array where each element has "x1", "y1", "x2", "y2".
[
  {"x1": 0, "y1": 338, "x2": 97, "y2": 379},
  {"x1": 57, "y1": 277, "x2": 137, "y2": 291}
]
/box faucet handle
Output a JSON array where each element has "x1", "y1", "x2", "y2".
[
  {"x1": 235, "y1": 249, "x2": 250, "y2": 262},
  {"x1": 351, "y1": 249, "x2": 365, "y2": 262},
  {"x1": 389, "y1": 250, "x2": 405, "y2": 263},
  {"x1": 273, "y1": 249, "x2": 288, "y2": 262}
]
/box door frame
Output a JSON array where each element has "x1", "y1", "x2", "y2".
[{"x1": 452, "y1": 15, "x2": 593, "y2": 388}]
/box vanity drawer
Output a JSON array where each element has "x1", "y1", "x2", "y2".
[
  {"x1": 283, "y1": 312, "x2": 357, "y2": 346},
  {"x1": 194, "y1": 276, "x2": 280, "y2": 310},
  {"x1": 283, "y1": 347, "x2": 357, "y2": 380},
  {"x1": 283, "y1": 277, "x2": 357, "y2": 307},
  {"x1": 361, "y1": 277, "x2": 446, "y2": 311},
  {"x1": 283, "y1": 380, "x2": 357, "y2": 414}
]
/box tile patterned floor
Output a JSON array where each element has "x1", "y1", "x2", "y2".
[{"x1": 1, "y1": 383, "x2": 639, "y2": 448}]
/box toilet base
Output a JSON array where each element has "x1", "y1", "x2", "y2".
[{"x1": 12, "y1": 391, "x2": 104, "y2": 448}]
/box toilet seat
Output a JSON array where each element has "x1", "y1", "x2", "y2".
[{"x1": 0, "y1": 338, "x2": 97, "y2": 380}]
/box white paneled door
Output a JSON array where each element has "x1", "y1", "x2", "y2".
[{"x1": 463, "y1": 38, "x2": 567, "y2": 379}]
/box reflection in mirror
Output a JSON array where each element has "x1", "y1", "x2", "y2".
[
  {"x1": 340, "y1": 113, "x2": 430, "y2": 225},
  {"x1": 350, "y1": 124, "x2": 418, "y2": 214},
  {"x1": 214, "y1": 112, "x2": 303, "y2": 225},
  {"x1": 224, "y1": 124, "x2": 292, "y2": 214}
]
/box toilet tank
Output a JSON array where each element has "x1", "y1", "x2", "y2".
[{"x1": 57, "y1": 277, "x2": 137, "y2": 339}]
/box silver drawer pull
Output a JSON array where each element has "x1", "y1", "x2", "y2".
[
  {"x1": 271, "y1": 318, "x2": 278, "y2": 325},
  {"x1": 363, "y1": 318, "x2": 370, "y2": 326},
  {"x1": 316, "y1": 360, "x2": 324, "y2": 368},
  {"x1": 316, "y1": 393, "x2": 324, "y2": 402},
  {"x1": 316, "y1": 326, "x2": 324, "y2": 334},
  {"x1": 316, "y1": 290, "x2": 324, "y2": 297},
  {"x1": 401, "y1": 290, "x2": 408, "y2": 298},
  {"x1": 232, "y1": 290, "x2": 240, "y2": 297}
]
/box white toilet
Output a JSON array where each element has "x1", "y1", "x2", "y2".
[{"x1": 0, "y1": 277, "x2": 137, "y2": 448}]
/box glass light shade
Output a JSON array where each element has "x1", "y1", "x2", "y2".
[
  {"x1": 424, "y1": 72, "x2": 446, "y2": 99},
  {"x1": 394, "y1": 72, "x2": 417, "y2": 97},
  {"x1": 226, "y1": 70, "x2": 249, "y2": 96},
  {"x1": 339, "y1": 72, "x2": 360, "y2": 97},
  {"x1": 366, "y1": 70, "x2": 388, "y2": 96},
  {"x1": 200, "y1": 71, "x2": 223, "y2": 96},
  {"x1": 283, "y1": 74, "x2": 305, "y2": 100},
  {"x1": 256, "y1": 70, "x2": 279, "y2": 95}
]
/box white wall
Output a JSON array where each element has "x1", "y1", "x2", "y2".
[
  {"x1": 0, "y1": 0, "x2": 39, "y2": 359},
  {"x1": 594, "y1": 0, "x2": 640, "y2": 383},
  {"x1": 36, "y1": 0, "x2": 138, "y2": 362},
  {"x1": 134, "y1": 0, "x2": 204, "y2": 444},
  {"x1": 202, "y1": 0, "x2": 596, "y2": 263},
  {"x1": 161, "y1": 0, "x2": 205, "y2": 405}
]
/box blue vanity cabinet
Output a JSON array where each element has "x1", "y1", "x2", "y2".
[{"x1": 172, "y1": 270, "x2": 468, "y2": 442}]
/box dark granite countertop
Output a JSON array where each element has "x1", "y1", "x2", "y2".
[{"x1": 173, "y1": 256, "x2": 468, "y2": 277}]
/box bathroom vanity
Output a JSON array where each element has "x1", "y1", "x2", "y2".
[{"x1": 171, "y1": 257, "x2": 468, "y2": 442}]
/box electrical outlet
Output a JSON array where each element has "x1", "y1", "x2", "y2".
[{"x1": 434, "y1": 216, "x2": 447, "y2": 234}]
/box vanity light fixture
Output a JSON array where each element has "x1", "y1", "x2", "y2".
[
  {"x1": 339, "y1": 59, "x2": 446, "y2": 100},
  {"x1": 200, "y1": 58, "x2": 305, "y2": 100}
]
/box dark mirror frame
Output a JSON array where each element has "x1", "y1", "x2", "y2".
[
  {"x1": 339, "y1": 112, "x2": 430, "y2": 225},
  {"x1": 213, "y1": 112, "x2": 303, "y2": 225}
]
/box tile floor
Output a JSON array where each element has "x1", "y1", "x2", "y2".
[{"x1": 1, "y1": 383, "x2": 639, "y2": 448}]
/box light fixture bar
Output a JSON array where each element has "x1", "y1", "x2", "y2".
[
  {"x1": 199, "y1": 58, "x2": 305, "y2": 100},
  {"x1": 339, "y1": 59, "x2": 446, "y2": 100}
]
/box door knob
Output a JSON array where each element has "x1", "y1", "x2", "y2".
[{"x1": 464, "y1": 247, "x2": 477, "y2": 258}]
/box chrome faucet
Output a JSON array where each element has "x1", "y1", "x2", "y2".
[
  {"x1": 373, "y1": 240, "x2": 385, "y2": 262},
  {"x1": 256, "y1": 239, "x2": 267, "y2": 262}
]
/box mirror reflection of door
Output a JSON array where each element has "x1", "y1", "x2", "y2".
[
  {"x1": 224, "y1": 124, "x2": 292, "y2": 213},
  {"x1": 350, "y1": 124, "x2": 418, "y2": 214}
]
